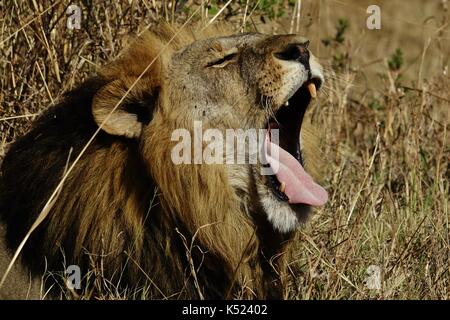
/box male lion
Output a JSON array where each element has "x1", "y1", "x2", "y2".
[{"x1": 0, "y1": 24, "x2": 327, "y2": 299}]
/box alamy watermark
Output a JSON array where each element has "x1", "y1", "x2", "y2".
[
  {"x1": 366, "y1": 5, "x2": 381, "y2": 30},
  {"x1": 170, "y1": 121, "x2": 280, "y2": 175},
  {"x1": 65, "y1": 265, "x2": 81, "y2": 290},
  {"x1": 67, "y1": 4, "x2": 81, "y2": 30},
  {"x1": 365, "y1": 265, "x2": 381, "y2": 290}
]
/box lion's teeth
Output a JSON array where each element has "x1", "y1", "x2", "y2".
[
  {"x1": 280, "y1": 181, "x2": 286, "y2": 193},
  {"x1": 284, "y1": 101, "x2": 289, "y2": 106},
  {"x1": 307, "y1": 82, "x2": 317, "y2": 98}
]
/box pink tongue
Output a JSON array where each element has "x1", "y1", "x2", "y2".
[{"x1": 265, "y1": 135, "x2": 328, "y2": 206}]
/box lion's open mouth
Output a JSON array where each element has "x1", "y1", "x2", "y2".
[{"x1": 264, "y1": 79, "x2": 328, "y2": 206}]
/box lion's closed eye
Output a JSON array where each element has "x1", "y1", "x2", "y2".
[{"x1": 206, "y1": 48, "x2": 238, "y2": 68}]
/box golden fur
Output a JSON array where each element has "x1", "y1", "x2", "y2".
[{"x1": 0, "y1": 24, "x2": 324, "y2": 299}]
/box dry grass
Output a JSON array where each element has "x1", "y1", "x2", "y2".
[{"x1": 1, "y1": 0, "x2": 449, "y2": 299}]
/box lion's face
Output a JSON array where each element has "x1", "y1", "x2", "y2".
[
  {"x1": 163, "y1": 33, "x2": 327, "y2": 233},
  {"x1": 93, "y1": 30, "x2": 328, "y2": 235}
]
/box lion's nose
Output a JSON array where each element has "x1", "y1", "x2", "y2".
[{"x1": 274, "y1": 40, "x2": 310, "y2": 66}]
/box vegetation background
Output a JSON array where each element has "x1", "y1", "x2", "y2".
[{"x1": 0, "y1": 0, "x2": 449, "y2": 299}]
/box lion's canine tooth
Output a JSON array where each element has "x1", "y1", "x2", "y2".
[
  {"x1": 280, "y1": 181, "x2": 286, "y2": 193},
  {"x1": 284, "y1": 101, "x2": 289, "y2": 106},
  {"x1": 307, "y1": 82, "x2": 317, "y2": 98}
]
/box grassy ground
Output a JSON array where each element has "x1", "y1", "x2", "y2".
[{"x1": 1, "y1": 1, "x2": 449, "y2": 299}]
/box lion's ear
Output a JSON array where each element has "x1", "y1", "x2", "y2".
[{"x1": 92, "y1": 78, "x2": 157, "y2": 138}]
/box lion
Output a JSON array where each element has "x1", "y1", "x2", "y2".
[{"x1": 0, "y1": 24, "x2": 327, "y2": 299}]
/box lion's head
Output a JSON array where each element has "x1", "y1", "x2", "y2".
[
  {"x1": 94, "y1": 25, "x2": 327, "y2": 233},
  {"x1": 0, "y1": 24, "x2": 327, "y2": 299}
]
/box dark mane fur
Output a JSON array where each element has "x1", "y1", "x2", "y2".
[{"x1": 0, "y1": 78, "x2": 235, "y2": 298}]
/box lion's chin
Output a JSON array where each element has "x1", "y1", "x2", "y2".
[{"x1": 255, "y1": 180, "x2": 311, "y2": 234}]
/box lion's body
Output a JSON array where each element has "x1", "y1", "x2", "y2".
[
  {"x1": 0, "y1": 24, "x2": 325, "y2": 299},
  {"x1": 0, "y1": 77, "x2": 260, "y2": 299}
]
